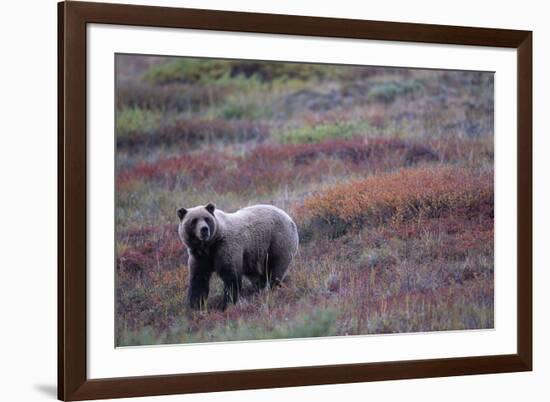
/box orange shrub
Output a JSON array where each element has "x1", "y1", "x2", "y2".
[{"x1": 300, "y1": 166, "x2": 493, "y2": 230}]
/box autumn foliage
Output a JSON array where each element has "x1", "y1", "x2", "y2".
[
  {"x1": 115, "y1": 55, "x2": 495, "y2": 345},
  {"x1": 300, "y1": 166, "x2": 493, "y2": 231}
]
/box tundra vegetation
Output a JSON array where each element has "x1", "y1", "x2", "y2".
[{"x1": 115, "y1": 55, "x2": 494, "y2": 346}]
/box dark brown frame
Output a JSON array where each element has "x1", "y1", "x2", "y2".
[{"x1": 58, "y1": 1, "x2": 532, "y2": 400}]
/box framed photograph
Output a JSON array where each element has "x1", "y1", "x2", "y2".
[{"x1": 58, "y1": 1, "x2": 532, "y2": 400}]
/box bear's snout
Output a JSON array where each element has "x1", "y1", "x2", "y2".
[{"x1": 199, "y1": 224, "x2": 210, "y2": 241}]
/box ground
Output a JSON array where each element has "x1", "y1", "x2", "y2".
[{"x1": 115, "y1": 55, "x2": 494, "y2": 346}]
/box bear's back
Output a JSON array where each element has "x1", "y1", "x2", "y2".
[
  {"x1": 223, "y1": 204, "x2": 293, "y2": 230},
  {"x1": 216, "y1": 204, "x2": 298, "y2": 254}
]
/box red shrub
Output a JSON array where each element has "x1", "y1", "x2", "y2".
[
  {"x1": 117, "y1": 138, "x2": 440, "y2": 193},
  {"x1": 117, "y1": 224, "x2": 185, "y2": 277}
]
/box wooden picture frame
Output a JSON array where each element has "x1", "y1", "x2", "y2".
[{"x1": 58, "y1": 1, "x2": 532, "y2": 400}]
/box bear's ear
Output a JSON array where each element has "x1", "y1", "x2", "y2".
[
  {"x1": 205, "y1": 203, "x2": 216, "y2": 215},
  {"x1": 177, "y1": 207, "x2": 187, "y2": 221}
]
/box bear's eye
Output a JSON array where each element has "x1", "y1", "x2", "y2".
[{"x1": 191, "y1": 218, "x2": 198, "y2": 225}]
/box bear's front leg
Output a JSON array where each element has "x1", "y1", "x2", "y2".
[
  {"x1": 218, "y1": 268, "x2": 242, "y2": 309},
  {"x1": 187, "y1": 257, "x2": 213, "y2": 309}
]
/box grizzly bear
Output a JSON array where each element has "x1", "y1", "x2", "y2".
[{"x1": 177, "y1": 203, "x2": 299, "y2": 309}]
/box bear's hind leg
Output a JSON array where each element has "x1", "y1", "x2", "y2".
[
  {"x1": 252, "y1": 255, "x2": 269, "y2": 291},
  {"x1": 247, "y1": 272, "x2": 267, "y2": 292},
  {"x1": 266, "y1": 252, "x2": 292, "y2": 289},
  {"x1": 266, "y1": 224, "x2": 298, "y2": 288}
]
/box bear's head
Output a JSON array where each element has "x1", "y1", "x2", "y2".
[{"x1": 177, "y1": 203, "x2": 218, "y2": 249}]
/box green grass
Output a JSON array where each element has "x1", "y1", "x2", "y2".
[
  {"x1": 276, "y1": 120, "x2": 371, "y2": 144},
  {"x1": 143, "y1": 58, "x2": 229, "y2": 85},
  {"x1": 142, "y1": 58, "x2": 353, "y2": 86},
  {"x1": 117, "y1": 308, "x2": 339, "y2": 345},
  {"x1": 116, "y1": 107, "x2": 162, "y2": 138},
  {"x1": 212, "y1": 93, "x2": 274, "y2": 120}
]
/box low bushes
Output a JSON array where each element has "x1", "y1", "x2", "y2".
[
  {"x1": 213, "y1": 92, "x2": 275, "y2": 120},
  {"x1": 116, "y1": 82, "x2": 228, "y2": 112},
  {"x1": 368, "y1": 80, "x2": 424, "y2": 103},
  {"x1": 116, "y1": 117, "x2": 269, "y2": 149},
  {"x1": 117, "y1": 138, "x2": 441, "y2": 193},
  {"x1": 116, "y1": 107, "x2": 162, "y2": 139},
  {"x1": 117, "y1": 224, "x2": 183, "y2": 282},
  {"x1": 299, "y1": 166, "x2": 493, "y2": 239},
  {"x1": 143, "y1": 58, "x2": 361, "y2": 86}
]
